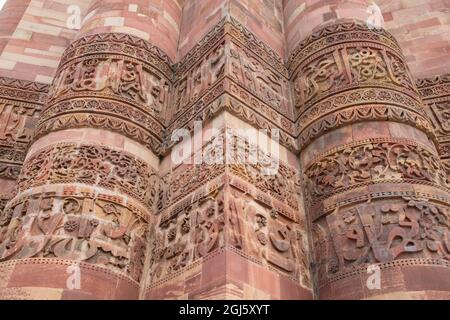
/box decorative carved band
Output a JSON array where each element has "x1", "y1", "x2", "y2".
[
  {"x1": 429, "y1": 101, "x2": 450, "y2": 140},
  {"x1": 170, "y1": 37, "x2": 291, "y2": 126},
  {"x1": 297, "y1": 99, "x2": 434, "y2": 150},
  {"x1": 0, "y1": 195, "x2": 11, "y2": 214},
  {"x1": 0, "y1": 189, "x2": 149, "y2": 281},
  {"x1": 18, "y1": 143, "x2": 158, "y2": 210},
  {"x1": 149, "y1": 183, "x2": 310, "y2": 289},
  {"x1": 34, "y1": 99, "x2": 163, "y2": 154},
  {"x1": 176, "y1": 17, "x2": 286, "y2": 79},
  {"x1": 312, "y1": 186, "x2": 450, "y2": 223},
  {"x1": 292, "y1": 46, "x2": 419, "y2": 114},
  {"x1": 304, "y1": 138, "x2": 448, "y2": 208},
  {"x1": 37, "y1": 17, "x2": 295, "y2": 156},
  {"x1": 0, "y1": 258, "x2": 140, "y2": 288},
  {"x1": 312, "y1": 195, "x2": 450, "y2": 286}
]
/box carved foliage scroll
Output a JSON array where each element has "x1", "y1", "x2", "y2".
[
  {"x1": 18, "y1": 144, "x2": 158, "y2": 209},
  {"x1": 312, "y1": 197, "x2": 450, "y2": 285}
]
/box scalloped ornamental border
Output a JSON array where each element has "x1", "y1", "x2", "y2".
[
  {"x1": 287, "y1": 21, "x2": 403, "y2": 75},
  {"x1": 59, "y1": 33, "x2": 173, "y2": 78}
]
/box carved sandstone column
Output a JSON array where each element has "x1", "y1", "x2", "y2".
[
  {"x1": 289, "y1": 21, "x2": 450, "y2": 299},
  {"x1": 142, "y1": 12, "x2": 312, "y2": 299},
  {"x1": 0, "y1": 1, "x2": 181, "y2": 299}
]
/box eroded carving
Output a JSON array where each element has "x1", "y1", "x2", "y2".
[
  {"x1": 304, "y1": 139, "x2": 448, "y2": 206},
  {"x1": 18, "y1": 143, "x2": 158, "y2": 209},
  {"x1": 312, "y1": 197, "x2": 450, "y2": 285},
  {"x1": 0, "y1": 191, "x2": 149, "y2": 281}
]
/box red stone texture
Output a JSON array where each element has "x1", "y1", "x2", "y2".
[
  {"x1": 144, "y1": 249, "x2": 312, "y2": 300},
  {"x1": 0, "y1": 0, "x2": 449, "y2": 300},
  {"x1": 378, "y1": 0, "x2": 450, "y2": 78}
]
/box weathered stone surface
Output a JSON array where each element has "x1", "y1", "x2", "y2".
[{"x1": 0, "y1": 0, "x2": 449, "y2": 300}]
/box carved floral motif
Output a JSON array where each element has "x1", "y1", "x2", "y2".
[
  {"x1": 304, "y1": 139, "x2": 448, "y2": 206},
  {"x1": 18, "y1": 144, "x2": 158, "y2": 209}
]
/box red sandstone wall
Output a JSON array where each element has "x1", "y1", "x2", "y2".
[{"x1": 376, "y1": 0, "x2": 450, "y2": 78}]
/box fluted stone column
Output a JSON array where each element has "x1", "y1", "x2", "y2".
[
  {"x1": 289, "y1": 20, "x2": 450, "y2": 299},
  {"x1": 142, "y1": 3, "x2": 313, "y2": 299},
  {"x1": 0, "y1": 0, "x2": 181, "y2": 299}
]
